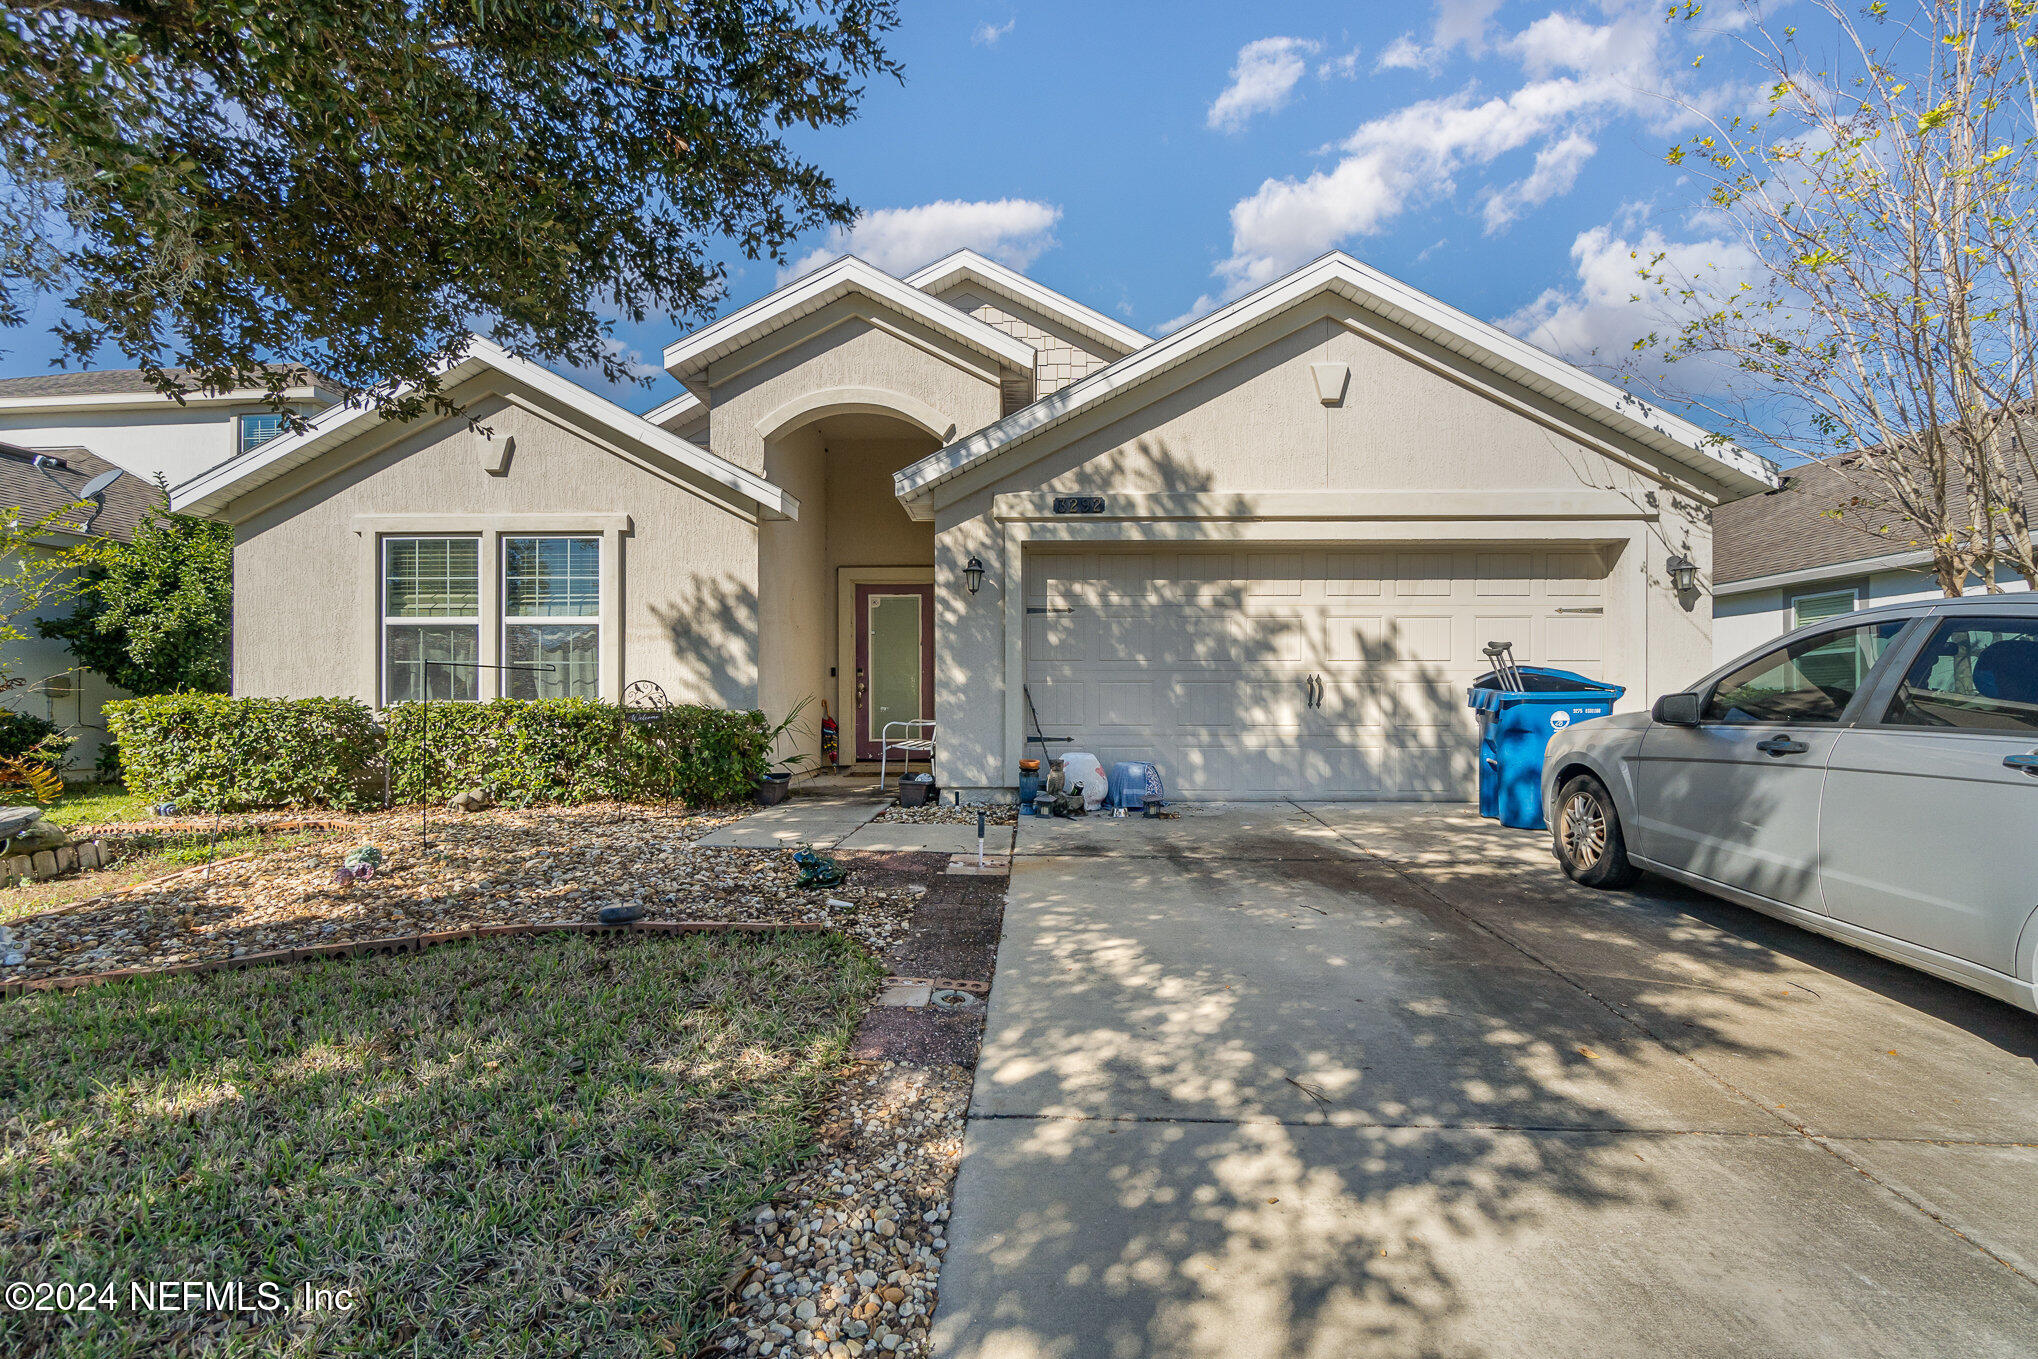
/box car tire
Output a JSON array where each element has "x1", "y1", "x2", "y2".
[{"x1": 1552, "y1": 773, "x2": 1640, "y2": 889}]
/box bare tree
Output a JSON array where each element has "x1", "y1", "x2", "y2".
[{"x1": 1639, "y1": 0, "x2": 2038, "y2": 594}]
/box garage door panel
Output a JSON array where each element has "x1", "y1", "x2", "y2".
[
  {"x1": 1475, "y1": 552, "x2": 1534, "y2": 596},
  {"x1": 1325, "y1": 552, "x2": 1384, "y2": 596},
  {"x1": 1475, "y1": 613, "x2": 1535, "y2": 662},
  {"x1": 1169, "y1": 678, "x2": 1306, "y2": 732},
  {"x1": 1394, "y1": 552, "x2": 1455, "y2": 596},
  {"x1": 1025, "y1": 545, "x2": 1616, "y2": 800},
  {"x1": 1380, "y1": 614, "x2": 1454, "y2": 664}
]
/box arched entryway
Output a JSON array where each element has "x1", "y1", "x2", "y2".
[{"x1": 756, "y1": 396, "x2": 946, "y2": 772}]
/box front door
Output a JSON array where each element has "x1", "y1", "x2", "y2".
[
  {"x1": 854, "y1": 584, "x2": 934, "y2": 762},
  {"x1": 1628, "y1": 617, "x2": 1905, "y2": 911}
]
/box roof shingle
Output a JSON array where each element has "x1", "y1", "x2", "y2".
[{"x1": 0, "y1": 443, "x2": 164, "y2": 541}]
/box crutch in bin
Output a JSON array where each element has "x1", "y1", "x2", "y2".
[{"x1": 1481, "y1": 640, "x2": 1526, "y2": 692}]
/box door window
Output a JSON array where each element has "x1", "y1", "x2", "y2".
[
  {"x1": 1703, "y1": 620, "x2": 1908, "y2": 724},
  {"x1": 1882, "y1": 617, "x2": 2038, "y2": 731}
]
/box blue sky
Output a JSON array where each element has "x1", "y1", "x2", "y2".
[
  {"x1": 6, "y1": 0, "x2": 1765, "y2": 419},
  {"x1": 580, "y1": 0, "x2": 1759, "y2": 413}
]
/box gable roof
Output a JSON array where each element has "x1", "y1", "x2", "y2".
[
  {"x1": 168, "y1": 338, "x2": 797, "y2": 521},
  {"x1": 1715, "y1": 432, "x2": 2038, "y2": 590},
  {"x1": 893, "y1": 251, "x2": 1781, "y2": 512},
  {"x1": 905, "y1": 249, "x2": 1150, "y2": 358},
  {"x1": 660, "y1": 255, "x2": 1038, "y2": 397},
  {"x1": 0, "y1": 366, "x2": 335, "y2": 408},
  {"x1": 0, "y1": 442, "x2": 161, "y2": 541}
]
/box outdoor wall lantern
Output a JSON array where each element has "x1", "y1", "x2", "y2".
[
  {"x1": 963, "y1": 556, "x2": 985, "y2": 595},
  {"x1": 1666, "y1": 554, "x2": 1699, "y2": 593}
]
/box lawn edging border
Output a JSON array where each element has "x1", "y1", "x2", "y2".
[{"x1": 0, "y1": 919, "x2": 827, "y2": 999}]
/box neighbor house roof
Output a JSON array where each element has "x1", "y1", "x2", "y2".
[
  {"x1": 905, "y1": 249, "x2": 1150, "y2": 358},
  {"x1": 0, "y1": 442, "x2": 161, "y2": 541},
  {"x1": 661, "y1": 254, "x2": 1039, "y2": 398},
  {"x1": 1715, "y1": 437, "x2": 2038, "y2": 592},
  {"x1": 168, "y1": 338, "x2": 798, "y2": 521},
  {"x1": 893, "y1": 251, "x2": 1781, "y2": 512},
  {"x1": 0, "y1": 366, "x2": 336, "y2": 409}
]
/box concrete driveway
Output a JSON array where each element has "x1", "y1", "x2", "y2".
[{"x1": 932, "y1": 804, "x2": 2038, "y2": 1359}]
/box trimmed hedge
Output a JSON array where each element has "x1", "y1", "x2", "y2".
[
  {"x1": 105, "y1": 694, "x2": 383, "y2": 812},
  {"x1": 105, "y1": 694, "x2": 771, "y2": 812},
  {"x1": 383, "y1": 699, "x2": 770, "y2": 807}
]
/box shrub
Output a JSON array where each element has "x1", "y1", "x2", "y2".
[
  {"x1": 105, "y1": 694, "x2": 382, "y2": 811},
  {"x1": 383, "y1": 699, "x2": 769, "y2": 807},
  {"x1": 0, "y1": 707, "x2": 74, "y2": 766}
]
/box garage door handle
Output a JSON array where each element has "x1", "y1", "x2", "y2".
[
  {"x1": 2005, "y1": 753, "x2": 2038, "y2": 774},
  {"x1": 1756, "y1": 735, "x2": 1809, "y2": 757}
]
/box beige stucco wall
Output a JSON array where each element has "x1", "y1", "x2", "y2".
[
  {"x1": 227, "y1": 374, "x2": 763, "y2": 710},
  {"x1": 925, "y1": 299, "x2": 1726, "y2": 794}
]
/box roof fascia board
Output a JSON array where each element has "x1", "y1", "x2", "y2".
[
  {"x1": 894, "y1": 252, "x2": 1779, "y2": 506},
  {"x1": 703, "y1": 300, "x2": 1011, "y2": 397},
  {"x1": 905, "y1": 250, "x2": 1150, "y2": 356},
  {"x1": 0, "y1": 386, "x2": 333, "y2": 414},
  {"x1": 1715, "y1": 548, "x2": 1937, "y2": 595},
  {"x1": 661, "y1": 255, "x2": 1035, "y2": 393},
  {"x1": 644, "y1": 391, "x2": 703, "y2": 429},
  {"x1": 170, "y1": 338, "x2": 795, "y2": 520}
]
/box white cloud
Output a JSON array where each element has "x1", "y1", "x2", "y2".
[
  {"x1": 1481, "y1": 130, "x2": 1597, "y2": 233},
  {"x1": 1207, "y1": 37, "x2": 1321, "y2": 132},
  {"x1": 1498, "y1": 221, "x2": 1757, "y2": 368},
  {"x1": 1375, "y1": 0, "x2": 1505, "y2": 75},
  {"x1": 971, "y1": 17, "x2": 1014, "y2": 46},
  {"x1": 1318, "y1": 48, "x2": 1362, "y2": 81},
  {"x1": 781, "y1": 199, "x2": 1062, "y2": 280},
  {"x1": 1375, "y1": 35, "x2": 1434, "y2": 73},
  {"x1": 1208, "y1": 3, "x2": 1688, "y2": 299}
]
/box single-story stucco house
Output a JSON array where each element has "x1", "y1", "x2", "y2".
[
  {"x1": 168, "y1": 249, "x2": 1778, "y2": 801},
  {"x1": 1714, "y1": 450, "x2": 2034, "y2": 664}
]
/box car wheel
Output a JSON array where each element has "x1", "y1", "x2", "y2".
[{"x1": 1553, "y1": 774, "x2": 1640, "y2": 889}]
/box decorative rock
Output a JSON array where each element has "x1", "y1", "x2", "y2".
[
  {"x1": 597, "y1": 903, "x2": 646, "y2": 924},
  {"x1": 0, "y1": 805, "x2": 44, "y2": 838},
  {"x1": 448, "y1": 788, "x2": 494, "y2": 813},
  {"x1": 8, "y1": 815, "x2": 67, "y2": 853}
]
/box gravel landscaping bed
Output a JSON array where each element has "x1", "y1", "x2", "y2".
[
  {"x1": 716, "y1": 1063, "x2": 970, "y2": 1358},
  {"x1": 871, "y1": 802, "x2": 1017, "y2": 826},
  {"x1": 0, "y1": 803, "x2": 917, "y2": 981}
]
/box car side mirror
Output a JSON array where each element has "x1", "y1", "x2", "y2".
[{"x1": 1653, "y1": 691, "x2": 1703, "y2": 726}]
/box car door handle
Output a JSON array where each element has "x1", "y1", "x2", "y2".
[
  {"x1": 2006, "y1": 753, "x2": 2038, "y2": 774},
  {"x1": 1756, "y1": 735, "x2": 1810, "y2": 757}
]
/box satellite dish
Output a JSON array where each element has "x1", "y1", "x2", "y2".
[{"x1": 79, "y1": 469, "x2": 122, "y2": 500}]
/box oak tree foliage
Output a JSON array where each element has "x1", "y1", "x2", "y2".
[{"x1": 0, "y1": 0, "x2": 902, "y2": 419}]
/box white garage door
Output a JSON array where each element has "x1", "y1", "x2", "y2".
[{"x1": 1023, "y1": 545, "x2": 1615, "y2": 800}]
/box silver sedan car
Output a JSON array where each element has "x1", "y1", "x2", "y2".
[{"x1": 1542, "y1": 595, "x2": 2038, "y2": 1012}]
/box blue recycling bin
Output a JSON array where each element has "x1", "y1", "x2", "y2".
[{"x1": 1468, "y1": 667, "x2": 1624, "y2": 831}]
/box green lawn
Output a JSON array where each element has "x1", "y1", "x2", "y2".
[
  {"x1": 42, "y1": 782, "x2": 152, "y2": 828},
  {"x1": 0, "y1": 931, "x2": 879, "y2": 1357}
]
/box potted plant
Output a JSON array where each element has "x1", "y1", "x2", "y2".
[{"x1": 756, "y1": 697, "x2": 813, "y2": 805}]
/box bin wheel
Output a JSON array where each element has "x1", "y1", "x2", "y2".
[{"x1": 1553, "y1": 774, "x2": 1639, "y2": 889}]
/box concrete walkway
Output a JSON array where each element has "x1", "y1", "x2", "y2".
[
  {"x1": 693, "y1": 793, "x2": 885, "y2": 849},
  {"x1": 933, "y1": 803, "x2": 2038, "y2": 1358}
]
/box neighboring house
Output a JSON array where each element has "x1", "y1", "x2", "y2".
[
  {"x1": 169, "y1": 249, "x2": 1777, "y2": 801},
  {"x1": 0, "y1": 442, "x2": 164, "y2": 775},
  {"x1": 0, "y1": 368, "x2": 334, "y2": 489},
  {"x1": 1714, "y1": 455, "x2": 2036, "y2": 665}
]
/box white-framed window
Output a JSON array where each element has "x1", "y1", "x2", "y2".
[
  {"x1": 382, "y1": 536, "x2": 480, "y2": 704},
  {"x1": 236, "y1": 411, "x2": 289, "y2": 456},
  {"x1": 1791, "y1": 586, "x2": 1860, "y2": 632},
  {"x1": 501, "y1": 535, "x2": 600, "y2": 699}
]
